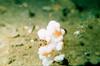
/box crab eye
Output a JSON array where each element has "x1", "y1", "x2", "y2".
[{"x1": 63, "y1": 28, "x2": 67, "y2": 35}]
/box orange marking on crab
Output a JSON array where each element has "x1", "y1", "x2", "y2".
[
  {"x1": 53, "y1": 30, "x2": 62, "y2": 37},
  {"x1": 43, "y1": 52, "x2": 50, "y2": 57},
  {"x1": 42, "y1": 50, "x2": 57, "y2": 57},
  {"x1": 42, "y1": 50, "x2": 53, "y2": 57}
]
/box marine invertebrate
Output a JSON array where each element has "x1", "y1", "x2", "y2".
[{"x1": 37, "y1": 20, "x2": 65, "y2": 66}]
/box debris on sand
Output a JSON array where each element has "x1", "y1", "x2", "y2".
[
  {"x1": 73, "y1": 30, "x2": 80, "y2": 36},
  {"x1": 42, "y1": 6, "x2": 53, "y2": 12},
  {"x1": 28, "y1": 10, "x2": 35, "y2": 18},
  {"x1": 23, "y1": 25, "x2": 35, "y2": 34},
  {"x1": 0, "y1": 23, "x2": 6, "y2": 27},
  {"x1": 0, "y1": 6, "x2": 7, "y2": 14}
]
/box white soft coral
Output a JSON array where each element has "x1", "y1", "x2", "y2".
[
  {"x1": 37, "y1": 20, "x2": 65, "y2": 66},
  {"x1": 55, "y1": 41, "x2": 64, "y2": 51},
  {"x1": 54, "y1": 54, "x2": 65, "y2": 62},
  {"x1": 38, "y1": 43, "x2": 55, "y2": 56},
  {"x1": 47, "y1": 20, "x2": 60, "y2": 34},
  {"x1": 37, "y1": 28, "x2": 51, "y2": 42},
  {"x1": 37, "y1": 28, "x2": 47, "y2": 40}
]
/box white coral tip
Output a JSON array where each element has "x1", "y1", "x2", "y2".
[
  {"x1": 56, "y1": 41, "x2": 63, "y2": 51},
  {"x1": 37, "y1": 28, "x2": 46, "y2": 40},
  {"x1": 54, "y1": 54, "x2": 65, "y2": 62},
  {"x1": 47, "y1": 20, "x2": 60, "y2": 33},
  {"x1": 61, "y1": 29, "x2": 65, "y2": 35}
]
